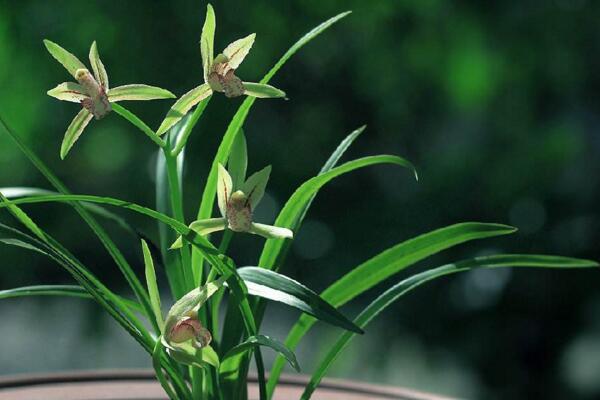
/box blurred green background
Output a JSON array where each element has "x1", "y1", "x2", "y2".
[{"x1": 1, "y1": 0, "x2": 599, "y2": 398}]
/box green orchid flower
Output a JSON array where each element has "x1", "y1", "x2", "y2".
[
  {"x1": 156, "y1": 3, "x2": 286, "y2": 135},
  {"x1": 161, "y1": 281, "x2": 221, "y2": 368},
  {"x1": 171, "y1": 163, "x2": 293, "y2": 249},
  {"x1": 44, "y1": 40, "x2": 176, "y2": 159}
]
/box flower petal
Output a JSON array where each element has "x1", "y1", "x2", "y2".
[
  {"x1": 108, "y1": 84, "x2": 176, "y2": 102},
  {"x1": 223, "y1": 33, "x2": 255, "y2": 71},
  {"x1": 242, "y1": 82, "x2": 286, "y2": 98},
  {"x1": 60, "y1": 108, "x2": 93, "y2": 159},
  {"x1": 241, "y1": 165, "x2": 271, "y2": 210},
  {"x1": 164, "y1": 282, "x2": 222, "y2": 335},
  {"x1": 217, "y1": 164, "x2": 233, "y2": 218},
  {"x1": 201, "y1": 4, "x2": 216, "y2": 81},
  {"x1": 249, "y1": 223, "x2": 293, "y2": 240},
  {"x1": 47, "y1": 82, "x2": 89, "y2": 103},
  {"x1": 89, "y1": 41, "x2": 109, "y2": 90},
  {"x1": 43, "y1": 39, "x2": 87, "y2": 79},
  {"x1": 170, "y1": 218, "x2": 227, "y2": 249},
  {"x1": 156, "y1": 83, "x2": 212, "y2": 136}
]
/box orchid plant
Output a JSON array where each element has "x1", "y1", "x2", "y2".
[{"x1": 0, "y1": 3, "x2": 596, "y2": 400}]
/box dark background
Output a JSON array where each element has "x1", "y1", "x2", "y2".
[{"x1": 1, "y1": 1, "x2": 599, "y2": 399}]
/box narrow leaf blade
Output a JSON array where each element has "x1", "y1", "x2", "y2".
[
  {"x1": 142, "y1": 239, "x2": 164, "y2": 330},
  {"x1": 221, "y1": 335, "x2": 300, "y2": 373},
  {"x1": 301, "y1": 254, "x2": 599, "y2": 399},
  {"x1": 259, "y1": 155, "x2": 417, "y2": 270},
  {"x1": 238, "y1": 267, "x2": 362, "y2": 333}
]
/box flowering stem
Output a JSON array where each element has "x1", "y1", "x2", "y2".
[
  {"x1": 171, "y1": 96, "x2": 212, "y2": 157},
  {"x1": 112, "y1": 103, "x2": 167, "y2": 148}
]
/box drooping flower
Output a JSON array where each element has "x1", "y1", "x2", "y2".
[
  {"x1": 44, "y1": 40, "x2": 176, "y2": 158},
  {"x1": 171, "y1": 164, "x2": 293, "y2": 249},
  {"x1": 156, "y1": 4, "x2": 286, "y2": 135},
  {"x1": 161, "y1": 282, "x2": 221, "y2": 368}
]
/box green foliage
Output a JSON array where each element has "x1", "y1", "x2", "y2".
[{"x1": 0, "y1": 3, "x2": 596, "y2": 400}]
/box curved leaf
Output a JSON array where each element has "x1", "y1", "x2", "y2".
[
  {"x1": 266, "y1": 222, "x2": 517, "y2": 396},
  {"x1": 0, "y1": 284, "x2": 89, "y2": 300},
  {"x1": 259, "y1": 155, "x2": 417, "y2": 270},
  {"x1": 238, "y1": 267, "x2": 362, "y2": 333},
  {"x1": 0, "y1": 114, "x2": 160, "y2": 339},
  {"x1": 108, "y1": 84, "x2": 175, "y2": 102},
  {"x1": 194, "y1": 10, "x2": 352, "y2": 226},
  {"x1": 228, "y1": 129, "x2": 248, "y2": 189},
  {"x1": 0, "y1": 186, "x2": 138, "y2": 237},
  {"x1": 301, "y1": 254, "x2": 598, "y2": 399},
  {"x1": 0, "y1": 284, "x2": 143, "y2": 313},
  {"x1": 320, "y1": 125, "x2": 366, "y2": 174},
  {"x1": 142, "y1": 239, "x2": 164, "y2": 330},
  {"x1": 221, "y1": 335, "x2": 300, "y2": 374}
]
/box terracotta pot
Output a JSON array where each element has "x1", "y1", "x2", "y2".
[{"x1": 0, "y1": 370, "x2": 451, "y2": 400}]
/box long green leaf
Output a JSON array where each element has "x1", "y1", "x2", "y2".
[
  {"x1": 192, "y1": 11, "x2": 352, "y2": 271},
  {"x1": 0, "y1": 197, "x2": 151, "y2": 347},
  {"x1": 221, "y1": 335, "x2": 300, "y2": 375},
  {"x1": 260, "y1": 155, "x2": 417, "y2": 271},
  {"x1": 142, "y1": 239, "x2": 164, "y2": 330},
  {"x1": 266, "y1": 222, "x2": 516, "y2": 397},
  {"x1": 0, "y1": 114, "x2": 158, "y2": 333},
  {"x1": 256, "y1": 125, "x2": 366, "y2": 285},
  {"x1": 0, "y1": 192, "x2": 265, "y2": 389},
  {"x1": 301, "y1": 254, "x2": 598, "y2": 399},
  {"x1": 0, "y1": 217, "x2": 188, "y2": 397},
  {"x1": 156, "y1": 125, "x2": 187, "y2": 299},
  {"x1": 0, "y1": 284, "x2": 143, "y2": 313},
  {"x1": 0, "y1": 284, "x2": 89, "y2": 300},
  {"x1": 239, "y1": 267, "x2": 362, "y2": 334},
  {"x1": 1, "y1": 186, "x2": 138, "y2": 237}
]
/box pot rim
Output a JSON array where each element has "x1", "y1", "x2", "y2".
[{"x1": 0, "y1": 369, "x2": 451, "y2": 400}]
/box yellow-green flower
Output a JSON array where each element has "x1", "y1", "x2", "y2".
[
  {"x1": 44, "y1": 40, "x2": 175, "y2": 158},
  {"x1": 156, "y1": 4, "x2": 285, "y2": 135},
  {"x1": 161, "y1": 282, "x2": 220, "y2": 368},
  {"x1": 172, "y1": 164, "x2": 293, "y2": 249}
]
